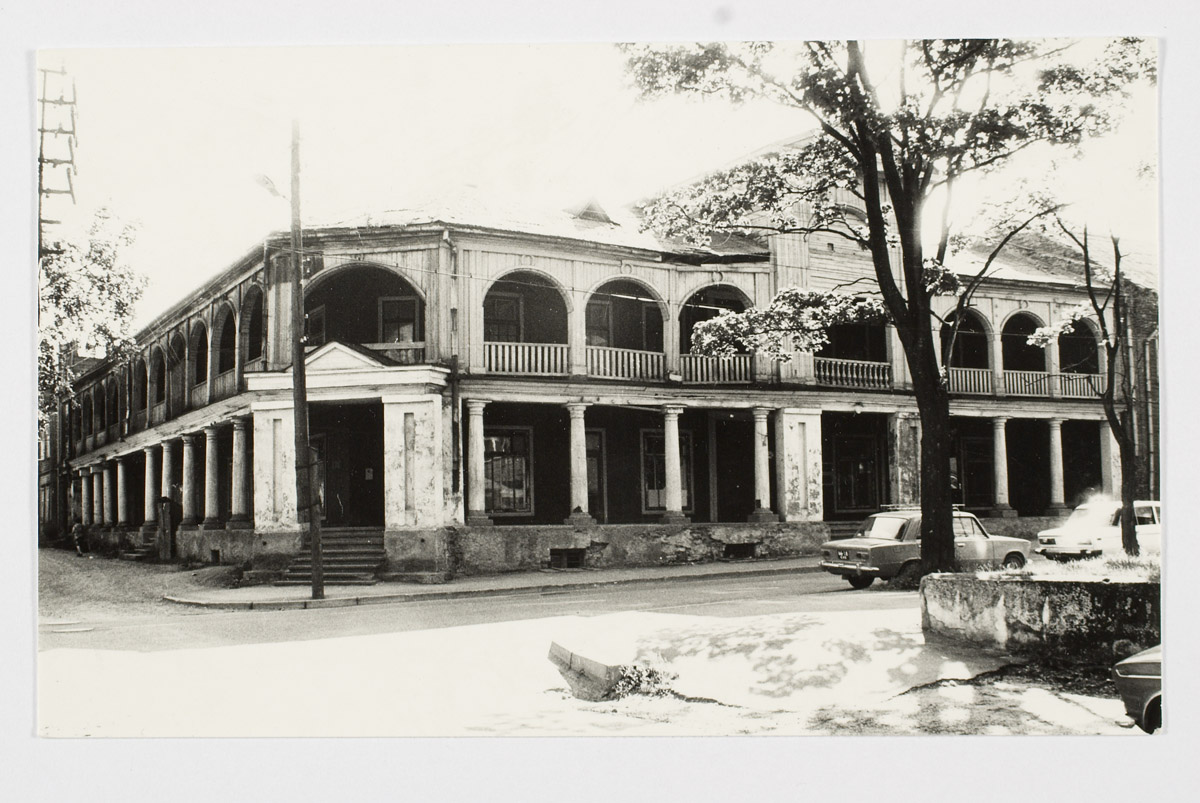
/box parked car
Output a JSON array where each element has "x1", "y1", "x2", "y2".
[
  {"x1": 818, "y1": 507, "x2": 1031, "y2": 589},
  {"x1": 1113, "y1": 645, "x2": 1162, "y2": 733},
  {"x1": 1036, "y1": 500, "x2": 1161, "y2": 560}
]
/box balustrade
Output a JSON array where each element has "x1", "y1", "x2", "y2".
[
  {"x1": 586, "y1": 346, "x2": 665, "y2": 381},
  {"x1": 1059, "y1": 373, "x2": 1105, "y2": 399},
  {"x1": 814, "y1": 357, "x2": 893, "y2": 389},
  {"x1": 483, "y1": 342, "x2": 569, "y2": 375},
  {"x1": 1003, "y1": 370, "x2": 1052, "y2": 397},
  {"x1": 947, "y1": 367, "x2": 993, "y2": 395},
  {"x1": 680, "y1": 353, "x2": 753, "y2": 384}
]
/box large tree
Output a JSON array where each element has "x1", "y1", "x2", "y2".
[
  {"x1": 38, "y1": 208, "x2": 145, "y2": 423},
  {"x1": 623, "y1": 39, "x2": 1153, "y2": 572}
]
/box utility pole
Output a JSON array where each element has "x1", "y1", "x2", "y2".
[
  {"x1": 289, "y1": 120, "x2": 324, "y2": 599},
  {"x1": 37, "y1": 66, "x2": 77, "y2": 257}
]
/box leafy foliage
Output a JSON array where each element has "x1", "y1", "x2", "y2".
[{"x1": 38, "y1": 209, "x2": 145, "y2": 421}]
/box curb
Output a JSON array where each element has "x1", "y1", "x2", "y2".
[{"x1": 162, "y1": 561, "x2": 823, "y2": 611}]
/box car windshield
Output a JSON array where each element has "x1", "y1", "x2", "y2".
[
  {"x1": 1065, "y1": 503, "x2": 1117, "y2": 528},
  {"x1": 857, "y1": 516, "x2": 908, "y2": 540}
]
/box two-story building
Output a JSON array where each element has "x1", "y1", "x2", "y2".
[{"x1": 42, "y1": 190, "x2": 1157, "y2": 579}]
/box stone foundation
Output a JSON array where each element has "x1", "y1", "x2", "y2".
[
  {"x1": 175, "y1": 527, "x2": 302, "y2": 565},
  {"x1": 921, "y1": 574, "x2": 1160, "y2": 660},
  {"x1": 446, "y1": 521, "x2": 830, "y2": 576}
]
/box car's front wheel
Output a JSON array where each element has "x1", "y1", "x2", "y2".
[
  {"x1": 1002, "y1": 553, "x2": 1026, "y2": 570},
  {"x1": 847, "y1": 575, "x2": 874, "y2": 590}
]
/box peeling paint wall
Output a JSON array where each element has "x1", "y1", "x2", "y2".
[
  {"x1": 251, "y1": 402, "x2": 297, "y2": 531},
  {"x1": 774, "y1": 409, "x2": 823, "y2": 521},
  {"x1": 921, "y1": 575, "x2": 1160, "y2": 660}
]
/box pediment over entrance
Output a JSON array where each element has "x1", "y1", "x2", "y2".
[{"x1": 304, "y1": 340, "x2": 391, "y2": 372}]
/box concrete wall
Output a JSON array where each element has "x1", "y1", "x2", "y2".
[
  {"x1": 921, "y1": 574, "x2": 1160, "y2": 660},
  {"x1": 445, "y1": 521, "x2": 830, "y2": 576},
  {"x1": 176, "y1": 526, "x2": 301, "y2": 566}
]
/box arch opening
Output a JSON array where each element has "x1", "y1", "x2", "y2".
[
  {"x1": 679, "y1": 285, "x2": 749, "y2": 354},
  {"x1": 941, "y1": 310, "x2": 989, "y2": 369},
  {"x1": 586, "y1": 280, "x2": 664, "y2": 352},
  {"x1": 483, "y1": 271, "x2": 568, "y2": 344},
  {"x1": 1001, "y1": 314, "x2": 1045, "y2": 372}
]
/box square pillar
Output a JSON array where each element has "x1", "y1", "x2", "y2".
[
  {"x1": 383, "y1": 394, "x2": 445, "y2": 529},
  {"x1": 773, "y1": 409, "x2": 823, "y2": 522},
  {"x1": 251, "y1": 402, "x2": 299, "y2": 531}
]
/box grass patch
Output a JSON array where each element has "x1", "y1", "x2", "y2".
[{"x1": 1014, "y1": 553, "x2": 1160, "y2": 583}]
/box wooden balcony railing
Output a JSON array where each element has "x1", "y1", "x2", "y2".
[
  {"x1": 150, "y1": 401, "x2": 166, "y2": 426},
  {"x1": 814, "y1": 357, "x2": 893, "y2": 390},
  {"x1": 130, "y1": 409, "x2": 147, "y2": 433},
  {"x1": 586, "y1": 346, "x2": 665, "y2": 382},
  {"x1": 364, "y1": 342, "x2": 427, "y2": 365},
  {"x1": 680, "y1": 353, "x2": 753, "y2": 384},
  {"x1": 189, "y1": 381, "x2": 208, "y2": 409},
  {"x1": 1003, "y1": 370, "x2": 1052, "y2": 397},
  {"x1": 484, "y1": 342, "x2": 569, "y2": 375},
  {"x1": 947, "y1": 367, "x2": 993, "y2": 395},
  {"x1": 211, "y1": 370, "x2": 237, "y2": 401},
  {"x1": 1059, "y1": 373, "x2": 1105, "y2": 399}
]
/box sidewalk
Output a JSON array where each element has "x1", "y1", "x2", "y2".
[{"x1": 163, "y1": 555, "x2": 824, "y2": 610}]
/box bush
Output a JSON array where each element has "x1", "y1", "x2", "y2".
[{"x1": 609, "y1": 664, "x2": 678, "y2": 699}]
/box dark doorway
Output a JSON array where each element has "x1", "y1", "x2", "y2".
[
  {"x1": 309, "y1": 402, "x2": 385, "y2": 526},
  {"x1": 1006, "y1": 418, "x2": 1050, "y2": 515},
  {"x1": 822, "y1": 412, "x2": 888, "y2": 520},
  {"x1": 1063, "y1": 420, "x2": 1102, "y2": 508},
  {"x1": 950, "y1": 417, "x2": 994, "y2": 511}
]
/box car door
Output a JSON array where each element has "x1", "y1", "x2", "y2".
[
  {"x1": 953, "y1": 515, "x2": 990, "y2": 567},
  {"x1": 1135, "y1": 503, "x2": 1162, "y2": 554}
]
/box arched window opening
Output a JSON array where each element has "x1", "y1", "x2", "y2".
[
  {"x1": 216, "y1": 309, "x2": 237, "y2": 374},
  {"x1": 133, "y1": 359, "x2": 148, "y2": 411},
  {"x1": 1058, "y1": 326, "x2": 1100, "y2": 374},
  {"x1": 245, "y1": 291, "x2": 264, "y2": 362},
  {"x1": 586, "y1": 280, "x2": 663, "y2": 352},
  {"x1": 1001, "y1": 314, "x2": 1045, "y2": 372},
  {"x1": 191, "y1": 323, "x2": 209, "y2": 386},
  {"x1": 81, "y1": 395, "x2": 93, "y2": 436},
  {"x1": 305, "y1": 266, "x2": 425, "y2": 346},
  {"x1": 94, "y1": 387, "x2": 106, "y2": 432},
  {"x1": 151, "y1": 349, "x2": 166, "y2": 405},
  {"x1": 679, "y1": 285, "x2": 749, "y2": 353},
  {"x1": 483, "y1": 271, "x2": 569, "y2": 344},
  {"x1": 106, "y1": 381, "x2": 119, "y2": 427},
  {"x1": 941, "y1": 311, "x2": 989, "y2": 369}
]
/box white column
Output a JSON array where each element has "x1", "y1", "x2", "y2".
[
  {"x1": 143, "y1": 445, "x2": 159, "y2": 526},
  {"x1": 565, "y1": 403, "x2": 594, "y2": 524},
  {"x1": 161, "y1": 439, "x2": 176, "y2": 510},
  {"x1": 991, "y1": 332, "x2": 1006, "y2": 396},
  {"x1": 1048, "y1": 418, "x2": 1068, "y2": 514},
  {"x1": 1100, "y1": 420, "x2": 1122, "y2": 497},
  {"x1": 203, "y1": 425, "x2": 223, "y2": 528},
  {"x1": 749, "y1": 407, "x2": 778, "y2": 521},
  {"x1": 465, "y1": 399, "x2": 491, "y2": 525},
  {"x1": 991, "y1": 417, "x2": 1015, "y2": 517},
  {"x1": 180, "y1": 434, "x2": 198, "y2": 526},
  {"x1": 102, "y1": 462, "x2": 115, "y2": 526},
  {"x1": 229, "y1": 418, "x2": 250, "y2": 525},
  {"x1": 1047, "y1": 337, "x2": 1062, "y2": 398},
  {"x1": 661, "y1": 405, "x2": 688, "y2": 523},
  {"x1": 80, "y1": 469, "x2": 92, "y2": 526},
  {"x1": 116, "y1": 456, "x2": 129, "y2": 526}
]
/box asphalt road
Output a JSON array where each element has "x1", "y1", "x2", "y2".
[{"x1": 38, "y1": 570, "x2": 919, "y2": 653}]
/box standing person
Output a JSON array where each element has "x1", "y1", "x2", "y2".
[{"x1": 70, "y1": 522, "x2": 87, "y2": 557}]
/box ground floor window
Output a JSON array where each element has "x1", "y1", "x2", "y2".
[
  {"x1": 485, "y1": 428, "x2": 534, "y2": 515},
  {"x1": 640, "y1": 429, "x2": 693, "y2": 512}
]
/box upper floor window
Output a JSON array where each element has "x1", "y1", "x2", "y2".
[
  {"x1": 305, "y1": 305, "x2": 326, "y2": 348},
  {"x1": 379, "y1": 296, "x2": 420, "y2": 343},
  {"x1": 484, "y1": 293, "x2": 523, "y2": 343}
]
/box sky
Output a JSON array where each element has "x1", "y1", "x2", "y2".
[{"x1": 39, "y1": 40, "x2": 1158, "y2": 329}]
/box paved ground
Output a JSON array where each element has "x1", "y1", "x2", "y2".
[{"x1": 36, "y1": 546, "x2": 1144, "y2": 737}]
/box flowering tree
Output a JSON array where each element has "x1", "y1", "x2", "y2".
[
  {"x1": 1028, "y1": 219, "x2": 1149, "y2": 555},
  {"x1": 38, "y1": 209, "x2": 145, "y2": 424},
  {"x1": 623, "y1": 39, "x2": 1153, "y2": 572}
]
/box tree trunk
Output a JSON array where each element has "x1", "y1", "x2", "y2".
[
  {"x1": 1117, "y1": 414, "x2": 1140, "y2": 556},
  {"x1": 901, "y1": 320, "x2": 957, "y2": 573}
]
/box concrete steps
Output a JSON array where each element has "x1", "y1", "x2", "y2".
[{"x1": 276, "y1": 527, "x2": 385, "y2": 585}]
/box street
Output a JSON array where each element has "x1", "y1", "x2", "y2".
[
  {"x1": 36, "y1": 551, "x2": 1132, "y2": 737},
  {"x1": 39, "y1": 568, "x2": 914, "y2": 653}
]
